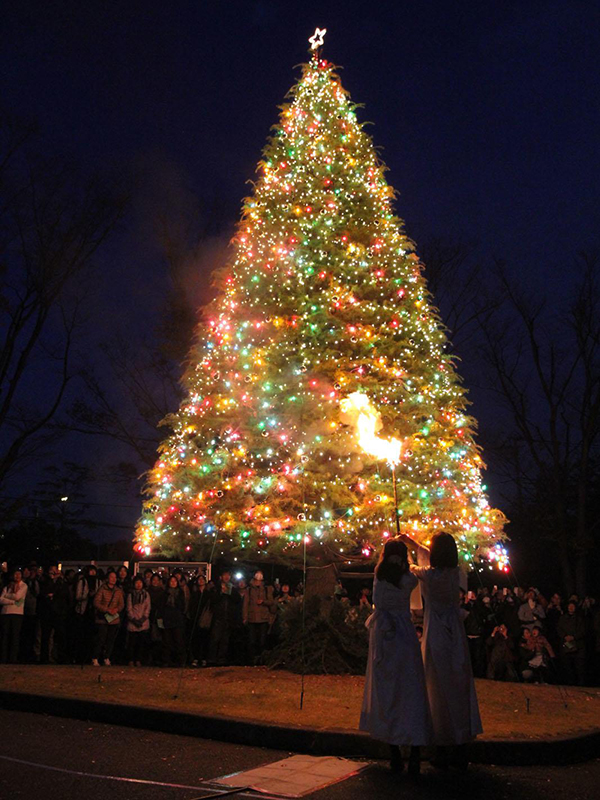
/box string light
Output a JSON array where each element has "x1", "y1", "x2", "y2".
[{"x1": 134, "y1": 45, "x2": 506, "y2": 567}]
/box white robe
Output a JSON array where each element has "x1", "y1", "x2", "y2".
[
  {"x1": 412, "y1": 564, "x2": 483, "y2": 745},
  {"x1": 359, "y1": 573, "x2": 433, "y2": 746}
]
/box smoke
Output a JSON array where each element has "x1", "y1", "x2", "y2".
[{"x1": 131, "y1": 151, "x2": 234, "y2": 358}]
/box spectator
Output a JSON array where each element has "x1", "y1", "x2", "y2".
[
  {"x1": 209, "y1": 569, "x2": 241, "y2": 666},
  {"x1": 521, "y1": 625, "x2": 555, "y2": 683},
  {"x1": 173, "y1": 569, "x2": 190, "y2": 615},
  {"x1": 243, "y1": 570, "x2": 275, "y2": 665},
  {"x1": 188, "y1": 575, "x2": 211, "y2": 667},
  {"x1": 0, "y1": 569, "x2": 28, "y2": 663},
  {"x1": 20, "y1": 565, "x2": 39, "y2": 663},
  {"x1": 462, "y1": 591, "x2": 486, "y2": 678},
  {"x1": 116, "y1": 565, "x2": 131, "y2": 593},
  {"x1": 126, "y1": 576, "x2": 151, "y2": 666},
  {"x1": 518, "y1": 628, "x2": 534, "y2": 681},
  {"x1": 486, "y1": 624, "x2": 517, "y2": 681},
  {"x1": 358, "y1": 587, "x2": 372, "y2": 609},
  {"x1": 158, "y1": 575, "x2": 187, "y2": 667},
  {"x1": 517, "y1": 590, "x2": 546, "y2": 630},
  {"x1": 92, "y1": 570, "x2": 125, "y2": 667},
  {"x1": 277, "y1": 583, "x2": 293, "y2": 605},
  {"x1": 498, "y1": 593, "x2": 521, "y2": 640},
  {"x1": 38, "y1": 566, "x2": 70, "y2": 664},
  {"x1": 334, "y1": 580, "x2": 348, "y2": 600},
  {"x1": 143, "y1": 569, "x2": 153, "y2": 589},
  {"x1": 147, "y1": 573, "x2": 165, "y2": 665},
  {"x1": 545, "y1": 593, "x2": 563, "y2": 649},
  {"x1": 557, "y1": 601, "x2": 586, "y2": 685},
  {"x1": 479, "y1": 595, "x2": 497, "y2": 638},
  {"x1": 231, "y1": 575, "x2": 249, "y2": 665},
  {"x1": 74, "y1": 566, "x2": 99, "y2": 664}
]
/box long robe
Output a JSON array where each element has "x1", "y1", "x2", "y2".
[
  {"x1": 412, "y1": 564, "x2": 483, "y2": 745},
  {"x1": 359, "y1": 573, "x2": 433, "y2": 746}
]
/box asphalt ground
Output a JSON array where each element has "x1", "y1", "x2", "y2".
[{"x1": 1, "y1": 709, "x2": 599, "y2": 800}]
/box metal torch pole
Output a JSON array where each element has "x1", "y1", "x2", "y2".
[{"x1": 392, "y1": 462, "x2": 401, "y2": 537}]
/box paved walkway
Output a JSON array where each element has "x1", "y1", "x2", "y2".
[{"x1": 1, "y1": 710, "x2": 600, "y2": 800}]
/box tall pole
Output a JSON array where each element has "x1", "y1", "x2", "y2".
[{"x1": 392, "y1": 463, "x2": 401, "y2": 537}]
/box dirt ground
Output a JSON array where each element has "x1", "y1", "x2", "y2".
[{"x1": 1, "y1": 665, "x2": 599, "y2": 740}]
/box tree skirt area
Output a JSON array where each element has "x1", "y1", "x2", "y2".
[{"x1": 1, "y1": 666, "x2": 599, "y2": 741}]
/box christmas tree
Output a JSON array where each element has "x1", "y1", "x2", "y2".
[{"x1": 135, "y1": 30, "x2": 506, "y2": 569}]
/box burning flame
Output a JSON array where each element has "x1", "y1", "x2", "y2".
[{"x1": 340, "y1": 392, "x2": 403, "y2": 465}]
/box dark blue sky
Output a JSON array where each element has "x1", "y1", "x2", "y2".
[{"x1": 2, "y1": 0, "x2": 599, "y2": 540}]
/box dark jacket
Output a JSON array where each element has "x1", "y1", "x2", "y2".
[
  {"x1": 243, "y1": 581, "x2": 275, "y2": 625},
  {"x1": 462, "y1": 600, "x2": 484, "y2": 636},
  {"x1": 38, "y1": 577, "x2": 70, "y2": 620},
  {"x1": 75, "y1": 574, "x2": 100, "y2": 616},
  {"x1": 209, "y1": 582, "x2": 242, "y2": 625},
  {"x1": 188, "y1": 587, "x2": 210, "y2": 623},
  {"x1": 158, "y1": 586, "x2": 186, "y2": 629},
  {"x1": 557, "y1": 613, "x2": 586, "y2": 654},
  {"x1": 147, "y1": 585, "x2": 165, "y2": 622}
]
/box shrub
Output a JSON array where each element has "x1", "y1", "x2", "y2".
[{"x1": 265, "y1": 596, "x2": 370, "y2": 674}]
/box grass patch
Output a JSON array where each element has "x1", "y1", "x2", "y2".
[{"x1": 1, "y1": 665, "x2": 599, "y2": 741}]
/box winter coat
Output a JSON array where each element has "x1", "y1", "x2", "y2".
[
  {"x1": 23, "y1": 577, "x2": 39, "y2": 615},
  {"x1": 523, "y1": 633, "x2": 555, "y2": 659},
  {"x1": 75, "y1": 575, "x2": 100, "y2": 616},
  {"x1": 518, "y1": 600, "x2": 546, "y2": 627},
  {"x1": 0, "y1": 581, "x2": 28, "y2": 615},
  {"x1": 462, "y1": 600, "x2": 484, "y2": 636},
  {"x1": 147, "y1": 585, "x2": 165, "y2": 622},
  {"x1": 486, "y1": 632, "x2": 515, "y2": 666},
  {"x1": 243, "y1": 581, "x2": 275, "y2": 625},
  {"x1": 126, "y1": 589, "x2": 151, "y2": 632},
  {"x1": 557, "y1": 613, "x2": 586, "y2": 655},
  {"x1": 210, "y1": 583, "x2": 242, "y2": 625},
  {"x1": 188, "y1": 587, "x2": 210, "y2": 624},
  {"x1": 93, "y1": 582, "x2": 125, "y2": 624},
  {"x1": 157, "y1": 587, "x2": 186, "y2": 629},
  {"x1": 38, "y1": 577, "x2": 70, "y2": 620},
  {"x1": 497, "y1": 601, "x2": 521, "y2": 639}
]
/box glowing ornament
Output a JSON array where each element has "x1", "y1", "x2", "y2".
[{"x1": 309, "y1": 27, "x2": 327, "y2": 50}]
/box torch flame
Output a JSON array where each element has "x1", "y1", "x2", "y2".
[{"x1": 340, "y1": 392, "x2": 403, "y2": 465}]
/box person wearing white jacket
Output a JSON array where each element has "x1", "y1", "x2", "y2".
[{"x1": 0, "y1": 569, "x2": 28, "y2": 663}]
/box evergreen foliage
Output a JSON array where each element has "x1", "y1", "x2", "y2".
[{"x1": 136, "y1": 47, "x2": 505, "y2": 567}]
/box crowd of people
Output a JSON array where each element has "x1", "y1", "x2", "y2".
[
  {"x1": 0, "y1": 561, "x2": 598, "y2": 687},
  {"x1": 458, "y1": 585, "x2": 600, "y2": 686},
  {"x1": 0, "y1": 562, "x2": 304, "y2": 668}
]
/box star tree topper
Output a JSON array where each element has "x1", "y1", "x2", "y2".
[{"x1": 309, "y1": 27, "x2": 327, "y2": 51}]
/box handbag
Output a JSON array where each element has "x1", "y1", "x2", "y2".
[{"x1": 528, "y1": 653, "x2": 544, "y2": 668}]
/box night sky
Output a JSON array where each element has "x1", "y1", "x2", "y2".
[{"x1": 2, "y1": 0, "x2": 599, "y2": 546}]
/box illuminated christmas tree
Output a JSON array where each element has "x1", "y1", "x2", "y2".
[{"x1": 135, "y1": 30, "x2": 506, "y2": 568}]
